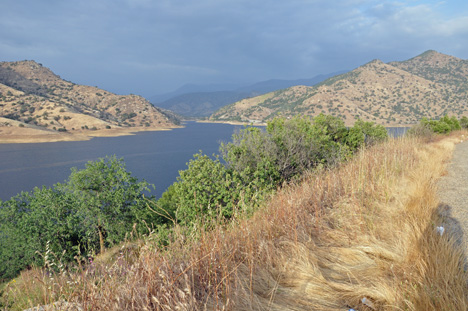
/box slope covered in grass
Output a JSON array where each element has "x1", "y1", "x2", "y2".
[{"x1": 3, "y1": 130, "x2": 468, "y2": 310}]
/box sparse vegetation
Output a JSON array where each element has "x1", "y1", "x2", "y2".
[
  {"x1": 210, "y1": 51, "x2": 468, "y2": 126},
  {"x1": 0, "y1": 60, "x2": 179, "y2": 141}
]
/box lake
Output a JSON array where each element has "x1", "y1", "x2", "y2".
[
  {"x1": 0, "y1": 123, "x2": 408, "y2": 201},
  {"x1": 0, "y1": 122, "x2": 245, "y2": 201}
]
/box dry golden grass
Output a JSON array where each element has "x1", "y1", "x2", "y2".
[{"x1": 3, "y1": 132, "x2": 468, "y2": 310}]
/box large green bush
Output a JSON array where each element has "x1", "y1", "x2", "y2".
[
  {"x1": 221, "y1": 115, "x2": 352, "y2": 184},
  {"x1": 157, "y1": 153, "x2": 271, "y2": 225},
  {"x1": 409, "y1": 116, "x2": 462, "y2": 136},
  {"x1": 0, "y1": 156, "x2": 159, "y2": 281}
]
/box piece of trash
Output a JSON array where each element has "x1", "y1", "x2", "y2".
[
  {"x1": 348, "y1": 309, "x2": 357, "y2": 311},
  {"x1": 361, "y1": 297, "x2": 375, "y2": 309},
  {"x1": 436, "y1": 226, "x2": 445, "y2": 236}
]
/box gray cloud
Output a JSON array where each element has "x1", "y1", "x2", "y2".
[{"x1": 1, "y1": 0, "x2": 467, "y2": 97}]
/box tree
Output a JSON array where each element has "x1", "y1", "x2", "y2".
[
  {"x1": 0, "y1": 156, "x2": 159, "y2": 281},
  {"x1": 64, "y1": 156, "x2": 158, "y2": 249}
]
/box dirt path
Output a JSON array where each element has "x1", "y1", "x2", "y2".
[{"x1": 438, "y1": 139, "x2": 468, "y2": 256}]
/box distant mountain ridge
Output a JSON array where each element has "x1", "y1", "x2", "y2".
[
  {"x1": 150, "y1": 72, "x2": 345, "y2": 117},
  {"x1": 0, "y1": 60, "x2": 179, "y2": 141},
  {"x1": 210, "y1": 50, "x2": 468, "y2": 126}
]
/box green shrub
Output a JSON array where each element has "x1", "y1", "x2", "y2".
[
  {"x1": 157, "y1": 153, "x2": 270, "y2": 225},
  {"x1": 407, "y1": 122, "x2": 434, "y2": 139},
  {"x1": 347, "y1": 119, "x2": 388, "y2": 148},
  {"x1": 221, "y1": 115, "x2": 352, "y2": 185},
  {"x1": 162, "y1": 115, "x2": 389, "y2": 227},
  {"x1": 0, "y1": 156, "x2": 160, "y2": 281},
  {"x1": 415, "y1": 116, "x2": 461, "y2": 135}
]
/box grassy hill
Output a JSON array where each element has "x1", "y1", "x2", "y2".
[
  {"x1": 210, "y1": 51, "x2": 468, "y2": 126},
  {"x1": 0, "y1": 60, "x2": 180, "y2": 142}
]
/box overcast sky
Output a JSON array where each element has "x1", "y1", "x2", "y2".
[{"x1": 1, "y1": 0, "x2": 468, "y2": 98}]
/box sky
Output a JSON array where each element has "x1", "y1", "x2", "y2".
[{"x1": 1, "y1": 0, "x2": 468, "y2": 98}]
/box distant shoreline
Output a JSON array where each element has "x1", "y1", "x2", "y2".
[
  {"x1": 196, "y1": 120, "x2": 267, "y2": 126},
  {"x1": 0, "y1": 125, "x2": 182, "y2": 144},
  {"x1": 197, "y1": 119, "x2": 414, "y2": 128}
]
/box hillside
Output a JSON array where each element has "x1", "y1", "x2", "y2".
[
  {"x1": 154, "y1": 91, "x2": 249, "y2": 117},
  {"x1": 151, "y1": 72, "x2": 343, "y2": 117},
  {"x1": 0, "y1": 61, "x2": 180, "y2": 142},
  {"x1": 210, "y1": 51, "x2": 468, "y2": 126}
]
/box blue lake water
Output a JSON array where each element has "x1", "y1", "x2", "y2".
[
  {"x1": 0, "y1": 123, "x2": 409, "y2": 201},
  {"x1": 0, "y1": 122, "x2": 245, "y2": 201}
]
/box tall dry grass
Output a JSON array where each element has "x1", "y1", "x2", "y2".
[{"x1": 3, "y1": 133, "x2": 468, "y2": 310}]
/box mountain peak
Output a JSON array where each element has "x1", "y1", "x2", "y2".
[
  {"x1": 210, "y1": 50, "x2": 468, "y2": 126},
  {"x1": 366, "y1": 59, "x2": 384, "y2": 65},
  {"x1": 389, "y1": 50, "x2": 467, "y2": 85},
  {"x1": 403, "y1": 50, "x2": 460, "y2": 64},
  {"x1": 418, "y1": 50, "x2": 439, "y2": 57}
]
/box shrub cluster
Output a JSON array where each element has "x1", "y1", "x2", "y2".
[
  {"x1": 158, "y1": 115, "x2": 388, "y2": 225},
  {"x1": 408, "y1": 115, "x2": 463, "y2": 137},
  {"x1": 0, "y1": 156, "x2": 162, "y2": 281}
]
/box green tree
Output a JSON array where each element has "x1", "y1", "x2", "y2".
[{"x1": 0, "y1": 156, "x2": 159, "y2": 281}]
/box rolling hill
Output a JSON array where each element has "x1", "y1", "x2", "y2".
[
  {"x1": 210, "y1": 50, "x2": 468, "y2": 126},
  {"x1": 0, "y1": 60, "x2": 180, "y2": 142}
]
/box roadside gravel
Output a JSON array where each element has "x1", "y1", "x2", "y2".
[{"x1": 437, "y1": 139, "x2": 468, "y2": 255}]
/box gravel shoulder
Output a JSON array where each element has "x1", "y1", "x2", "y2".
[{"x1": 437, "y1": 139, "x2": 468, "y2": 254}]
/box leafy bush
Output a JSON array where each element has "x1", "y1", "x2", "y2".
[
  {"x1": 354, "y1": 119, "x2": 388, "y2": 143},
  {"x1": 221, "y1": 115, "x2": 352, "y2": 185},
  {"x1": 411, "y1": 116, "x2": 461, "y2": 135},
  {"x1": 406, "y1": 122, "x2": 434, "y2": 139},
  {"x1": 157, "y1": 153, "x2": 270, "y2": 225},
  {"x1": 0, "y1": 156, "x2": 160, "y2": 280}
]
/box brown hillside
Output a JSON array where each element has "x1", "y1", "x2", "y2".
[
  {"x1": 0, "y1": 61, "x2": 180, "y2": 143},
  {"x1": 210, "y1": 51, "x2": 468, "y2": 126},
  {"x1": 390, "y1": 50, "x2": 468, "y2": 86}
]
